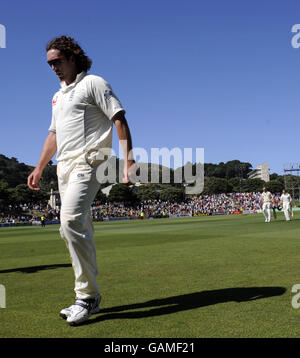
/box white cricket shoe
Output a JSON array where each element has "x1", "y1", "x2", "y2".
[{"x1": 60, "y1": 294, "x2": 101, "y2": 325}]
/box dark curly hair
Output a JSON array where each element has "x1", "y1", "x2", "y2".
[{"x1": 46, "y1": 35, "x2": 92, "y2": 73}]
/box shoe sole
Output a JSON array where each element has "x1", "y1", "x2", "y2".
[
  {"x1": 60, "y1": 312, "x2": 68, "y2": 320},
  {"x1": 68, "y1": 317, "x2": 90, "y2": 326}
]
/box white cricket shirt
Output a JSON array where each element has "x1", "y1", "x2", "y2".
[
  {"x1": 49, "y1": 72, "x2": 125, "y2": 163},
  {"x1": 262, "y1": 191, "x2": 272, "y2": 204},
  {"x1": 280, "y1": 193, "x2": 292, "y2": 204}
]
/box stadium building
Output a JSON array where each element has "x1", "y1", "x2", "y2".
[{"x1": 248, "y1": 162, "x2": 270, "y2": 182}]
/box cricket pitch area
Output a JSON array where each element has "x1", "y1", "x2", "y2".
[{"x1": 0, "y1": 212, "x2": 299, "y2": 338}]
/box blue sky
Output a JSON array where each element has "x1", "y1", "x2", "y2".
[{"x1": 0, "y1": 0, "x2": 300, "y2": 175}]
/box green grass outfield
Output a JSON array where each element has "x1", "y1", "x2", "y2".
[{"x1": 0, "y1": 212, "x2": 300, "y2": 338}]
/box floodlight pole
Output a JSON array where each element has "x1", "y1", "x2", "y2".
[{"x1": 283, "y1": 163, "x2": 300, "y2": 201}]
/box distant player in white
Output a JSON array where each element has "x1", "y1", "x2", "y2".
[
  {"x1": 280, "y1": 189, "x2": 292, "y2": 221},
  {"x1": 261, "y1": 187, "x2": 272, "y2": 222}
]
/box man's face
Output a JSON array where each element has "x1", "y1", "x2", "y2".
[{"x1": 47, "y1": 49, "x2": 76, "y2": 83}]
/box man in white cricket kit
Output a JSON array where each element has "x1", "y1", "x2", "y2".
[
  {"x1": 261, "y1": 187, "x2": 272, "y2": 223},
  {"x1": 280, "y1": 189, "x2": 292, "y2": 221},
  {"x1": 27, "y1": 36, "x2": 135, "y2": 325}
]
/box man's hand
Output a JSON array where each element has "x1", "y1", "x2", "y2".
[
  {"x1": 123, "y1": 160, "x2": 136, "y2": 185},
  {"x1": 27, "y1": 131, "x2": 57, "y2": 191},
  {"x1": 27, "y1": 167, "x2": 43, "y2": 191}
]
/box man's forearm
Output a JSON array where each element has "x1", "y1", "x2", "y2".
[
  {"x1": 27, "y1": 131, "x2": 57, "y2": 191},
  {"x1": 113, "y1": 113, "x2": 134, "y2": 166},
  {"x1": 36, "y1": 131, "x2": 57, "y2": 170},
  {"x1": 113, "y1": 111, "x2": 135, "y2": 184}
]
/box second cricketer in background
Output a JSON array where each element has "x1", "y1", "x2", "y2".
[
  {"x1": 280, "y1": 189, "x2": 293, "y2": 221},
  {"x1": 261, "y1": 187, "x2": 273, "y2": 223}
]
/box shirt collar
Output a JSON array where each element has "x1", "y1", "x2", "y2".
[{"x1": 60, "y1": 71, "x2": 86, "y2": 91}]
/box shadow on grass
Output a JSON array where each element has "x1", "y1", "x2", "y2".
[
  {"x1": 85, "y1": 286, "x2": 286, "y2": 325},
  {"x1": 0, "y1": 263, "x2": 72, "y2": 274}
]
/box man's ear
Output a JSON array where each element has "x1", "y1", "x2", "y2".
[{"x1": 68, "y1": 54, "x2": 76, "y2": 64}]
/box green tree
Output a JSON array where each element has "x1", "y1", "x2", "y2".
[
  {"x1": 42, "y1": 163, "x2": 58, "y2": 191},
  {"x1": 214, "y1": 162, "x2": 226, "y2": 178},
  {"x1": 270, "y1": 173, "x2": 279, "y2": 181},
  {"x1": 203, "y1": 177, "x2": 228, "y2": 194},
  {"x1": 0, "y1": 180, "x2": 11, "y2": 211},
  {"x1": 95, "y1": 189, "x2": 107, "y2": 204},
  {"x1": 266, "y1": 180, "x2": 284, "y2": 194},
  {"x1": 0, "y1": 155, "x2": 31, "y2": 188},
  {"x1": 243, "y1": 178, "x2": 266, "y2": 192},
  {"x1": 225, "y1": 160, "x2": 252, "y2": 179},
  {"x1": 159, "y1": 186, "x2": 185, "y2": 202},
  {"x1": 10, "y1": 184, "x2": 48, "y2": 206},
  {"x1": 227, "y1": 177, "x2": 241, "y2": 192},
  {"x1": 284, "y1": 174, "x2": 300, "y2": 189},
  {"x1": 108, "y1": 184, "x2": 137, "y2": 204},
  {"x1": 136, "y1": 184, "x2": 161, "y2": 201},
  {"x1": 204, "y1": 163, "x2": 218, "y2": 177}
]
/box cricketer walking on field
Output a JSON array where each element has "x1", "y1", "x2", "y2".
[
  {"x1": 280, "y1": 189, "x2": 293, "y2": 221},
  {"x1": 27, "y1": 36, "x2": 135, "y2": 326},
  {"x1": 261, "y1": 187, "x2": 273, "y2": 223}
]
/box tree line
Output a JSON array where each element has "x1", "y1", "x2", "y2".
[{"x1": 0, "y1": 154, "x2": 298, "y2": 214}]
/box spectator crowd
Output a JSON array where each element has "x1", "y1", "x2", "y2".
[
  {"x1": 1, "y1": 192, "x2": 283, "y2": 224},
  {"x1": 91, "y1": 192, "x2": 282, "y2": 221},
  {"x1": 0, "y1": 204, "x2": 60, "y2": 225}
]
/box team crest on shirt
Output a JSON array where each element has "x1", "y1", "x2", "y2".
[
  {"x1": 52, "y1": 95, "x2": 58, "y2": 105},
  {"x1": 104, "y1": 89, "x2": 113, "y2": 101}
]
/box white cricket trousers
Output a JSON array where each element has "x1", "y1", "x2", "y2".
[
  {"x1": 282, "y1": 203, "x2": 291, "y2": 221},
  {"x1": 262, "y1": 203, "x2": 271, "y2": 222},
  {"x1": 57, "y1": 160, "x2": 101, "y2": 300}
]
